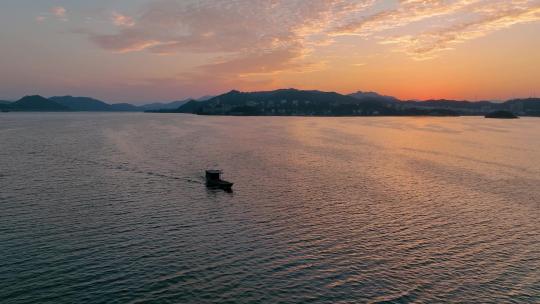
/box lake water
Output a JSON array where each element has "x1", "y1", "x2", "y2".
[{"x1": 1, "y1": 113, "x2": 539, "y2": 303}]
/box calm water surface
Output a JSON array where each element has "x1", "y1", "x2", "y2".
[{"x1": 1, "y1": 113, "x2": 539, "y2": 303}]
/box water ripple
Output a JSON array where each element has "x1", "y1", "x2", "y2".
[{"x1": 0, "y1": 114, "x2": 539, "y2": 303}]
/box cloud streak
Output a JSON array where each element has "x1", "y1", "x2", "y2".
[
  {"x1": 112, "y1": 12, "x2": 135, "y2": 28},
  {"x1": 51, "y1": 6, "x2": 67, "y2": 18},
  {"x1": 332, "y1": 0, "x2": 540, "y2": 59},
  {"x1": 332, "y1": 0, "x2": 482, "y2": 36},
  {"x1": 76, "y1": 0, "x2": 540, "y2": 81},
  {"x1": 84, "y1": 0, "x2": 372, "y2": 76},
  {"x1": 37, "y1": 6, "x2": 68, "y2": 22},
  {"x1": 382, "y1": 3, "x2": 540, "y2": 59}
]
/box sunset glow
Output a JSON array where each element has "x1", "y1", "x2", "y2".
[{"x1": 1, "y1": 0, "x2": 539, "y2": 103}]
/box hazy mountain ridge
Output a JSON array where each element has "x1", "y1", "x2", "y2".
[
  {"x1": 50, "y1": 96, "x2": 143, "y2": 112},
  {"x1": 109, "y1": 103, "x2": 141, "y2": 112},
  {"x1": 348, "y1": 91, "x2": 399, "y2": 104},
  {"x1": 0, "y1": 95, "x2": 194, "y2": 112},
  {"x1": 139, "y1": 100, "x2": 191, "y2": 111},
  {"x1": 50, "y1": 96, "x2": 116, "y2": 111},
  {"x1": 399, "y1": 98, "x2": 540, "y2": 116},
  {"x1": 5, "y1": 95, "x2": 69, "y2": 111},
  {"x1": 1, "y1": 92, "x2": 539, "y2": 116},
  {"x1": 139, "y1": 96, "x2": 215, "y2": 111}
]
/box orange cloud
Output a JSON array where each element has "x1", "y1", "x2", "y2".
[
  {"x1": 37, "y1": 6, "x2": 68, "y2": 22},
  {"x1": 51, "y1": 6, "x2": 67, "y2": 19},
  {"x1": 332, "y1": 0, "x2": 480, "y2": 36},
  {"x1": 72, "y1": 0, "x2": 540, "y2": 94},
  {"x1": 112, "y1": 12, "x2": 135, "y2": 28},
  {"x1": 82, "y1": 0, "x2": 372, "y2": 77},
  {"x1": 329, "y1": 0, "x2": 540, "y2": 60},
  {"x1": 381, "y1": 2, "x2": 540, "y2": 59}
]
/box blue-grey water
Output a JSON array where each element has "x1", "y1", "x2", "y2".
[{"x1": 1, "y1": 113, "x2": 539, "y2": 303}]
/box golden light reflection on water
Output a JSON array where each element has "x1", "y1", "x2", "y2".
[{"x1": 1, "y1": 113, "x2": 538, "y2": 303}]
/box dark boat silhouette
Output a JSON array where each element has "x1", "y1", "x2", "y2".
[{"x1": 205, "y1": 170, "x2": 233, "y2": 190}]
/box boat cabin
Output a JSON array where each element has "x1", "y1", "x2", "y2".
[
  {"x1": 205, "y1": 170, "x2": 223, "y2": 181},
  {"x1": 205, "y1": 169, "x2": 234, "y2": 191}
]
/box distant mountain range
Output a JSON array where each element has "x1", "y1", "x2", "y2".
[
  {"x1": 1, "y1": 90, "x2": 539, "y2": 117},
  {"x1": 138, "y1": 99, "x2": 191, "y2": 111},
  {"x1": 398, "y1": 98, "x2": 540, "y2": 116},
  {"x1": 49, "y1": 96, "x2": 140, "y2": 112},
  {"x1": 149, "y1": 89, "x2": 540, "y2": 117},
  {"x1": 0, "y1": 95, "x2": 198, "y2": 112}
]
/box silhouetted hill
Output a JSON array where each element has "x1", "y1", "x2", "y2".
[
  {"x1": 11, "y1": 95, "x2": 69, "y2": 111},
  {"x1": 50, "y1": 96, "x2": 142, "y2": 111},
  {"x1": 110, "y1": 103, "x2": 141, "y2": 111},
  {"x1": 4, "y1": 92, "x2": 540, "y2": 116},
  {"x1": 505, "y1": 98, "x2": 540, "y2": 105},
  {"x1": 172, "y1": 100, "x2": 200, "y2": 113},
  {"x1": 485, "y1": 110, "x2": 519, "y2": 119},
  {"x1": 50, "y1": 96, "x2": 113, "y2": 111},
  {"x1": 140, "y1": 96, "x2": 214, "y2": 111},
  {"x1": 504, "y1": 98, "x2": 540, "y2": 116},
  {"x1": 405, "y1": 99, "x2": 493, "y2": 108},
  {"x1": 197, "y1": 95, "x2": 215, "y2": 101},
  {"x1": 349, "y1": 91, "x2": 399, "y2": 104},
  {"x1": 0, "y1": 100, "x2": 11, "y2": 111},
  {"x1": 397, "y1": 98, "x2": 540, "y2": 116},
  {"x1": 139, "y1": 100, "x2": 190, "y2": 111},
  {"x1": 172, "y1": 89, "x2": 394, "y2": 116},
  {"x1": 398, "y1": 99, "x2": 496, "y2": 114}
]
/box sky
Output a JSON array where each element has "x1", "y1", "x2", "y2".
[{"x1": 0, "y1": 0, "x2": 539, "y2": 104}]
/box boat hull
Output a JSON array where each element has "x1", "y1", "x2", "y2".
[{"x1": 206, "y1": 180, "x2": 234, "y2": 190}]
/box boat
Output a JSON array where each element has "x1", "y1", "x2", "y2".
[
  {"x1": 1, "y1": 109, "x2": 9, "y2": 113},
  {"x1": 205, "y1": 170, "x2": 234, "y2": 191}
]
